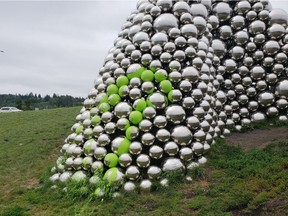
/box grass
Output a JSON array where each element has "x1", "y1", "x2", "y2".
[{"x1": 0, "y1": 108, "x2": 288, "y2": 215}]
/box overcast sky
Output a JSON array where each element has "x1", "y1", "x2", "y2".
[{"x1": 0, "y1": 1, "x2": 288, "y2": 98}]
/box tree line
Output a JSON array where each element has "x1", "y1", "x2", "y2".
[{"x1": 0, "y1": 93, "x2": 84, "y2": 110}]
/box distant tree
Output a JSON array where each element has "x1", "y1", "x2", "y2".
[
  {"x1": 24, "y1": 99, "x2": 32, "y2": 110},
  {"x1": 44, "y1": 95, "x2": 50, "y2": 102},
  {"x1": 16, "y1": 99, "x2": 23, "y2": 110},
  {"x1": 0, "y1": 93, "x2": 84, "y2": 110}
]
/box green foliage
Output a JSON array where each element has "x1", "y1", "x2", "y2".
[
  {"x1": 0, "y1": 205, "x2": 27, "y2": 216},
  {"x1": 0, "y1": 93, "x2": 84, "y2": 110}
]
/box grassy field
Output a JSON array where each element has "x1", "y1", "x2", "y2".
[{"x1": 0, "y1": 107, "x2": 287, "y2": 216}]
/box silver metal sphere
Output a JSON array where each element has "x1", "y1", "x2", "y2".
[
  {"x1": 119, "y1": 153, "x2": 132, "y2": 167},
  {"x1": 147, "y1": 92, "x2": 167, "y2": 109},
  {"x1": 171, "y1": 126, "x2": 193, "y2": 146},
  {"x1": 114, "y1": 102, "x2": 132, "y2": 118},
  {"x1": 164, "y1": 141, "x2": 179, "y2": 156},
  {"x1": 258, "y1": 92, "x2": 275, "y2": 107},
  {"x1": 165, "y1": 105, "x2": 186, "y2": 124},
  {"x1": 179, "y1": 147, "x2": 193, "y2": 161},
  {"x1": 124, "y1": 181, "x2": 136, "y2": 192},
  {"x1": 213, "y1": 2, "x2": 232, "y2": 22},
  {"x1": 139, "y1": 119, "x2": 153, "y2": 132},
  {"x1": 269, "y1": 9, "x2": 288, "y2": 27},
  {"x1": 251, "y1": 112, "x2": 266, "y2": 122},
  {"x1": 275, "y1": 80, "x2": 288, "y2": 99},
  {"x1": 129, "y1": 141, "x2": 142, "y2": 155},
  {"x1": 142, "y1": 106, "x2": 157, "y2": 119},
  {"x1": 162, "y1": 158, "x2": 185, "y2": 172},
  {"x1": 140, "y1": 179, "x2": 152, "y2": 192},
  {"x1": 141, "y1": 133, "x2": 155, "y2": 146},
  {"x1": 263, "y1": 40, "x2": 280, "y2": 55},
  {"x1": 94, "y1": 147, "x2": 107, "y2": 160},
  {"x1": 147, "y1": 166, "x2": 162, "y2": 180},
  {"x1": 173, "y1": 2, "x2": 190, "y2": 17},
  {"x1": 149, "y1": 145, "x2": 164, "y2": 159},
  {"x1": 136, "y1": 154, "x2": 151, "y2": 168}
]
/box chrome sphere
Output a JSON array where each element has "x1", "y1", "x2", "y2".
[
  {"x1": 129, "y1": 141, "x2": 142, "y2": 155},
  {"x1": 147, "y1": 92, "x2": 167, "y2": 109},
  {"x1": 140, "y1": 179, "x2": 152, "y2": 192},
  {"x1": 164, "y1": 141, "x2": 179, "y2": 156},
  {"x1": 162, "y1": 158, "x2": 185, "y2": 172},
  {"x1": 149, "y1": 145, "x2": 164, "y2": 159},
  {"x1": 251, "y1": 112, "x2": 266, "y2": 122},
  {"x1": 71, "y1": 171, "x2": 87, "y2": 182},
  {"x1": 114, "y1": 102, "x2": 132, "y2": 118},
  {"x1": 139, "y1": 119, "x2": 153, "y2": 132},
  {"x1": 275, "y1": 80, "x2": 288, "y2": 99},
  {"x1": 97, "y1": 134, "x2": 110, "y2": 146},
  {"x1": 124, "y1": 181, "x2": 136, "y2": 192},
  {"x1": 119, "y1": 153, "x2": 132, "y2": 167},
  {"x1": 147, "y1": 166, "x2": 162, "y2": 180},
  {"x1": 136, "y1": 154, "x2": 150, "y2": 168},
  {"x1": 125, "y1": 165, "x2": 140, "y2": 180},
  {"x1": 165, "y1": 105, "x2": 186, "y2": 124},
  {"x1": 91, "y1": 161, "x2": 104, "y2": 174},
  {"x1": 269, "y1": 9, "x2": 288, "y2": 27},
  {"x1": 192, "y1": 142, "x2": 204, "y2": 156},
  {"x1": 179, "y1": 147, "x2": 193, "y2": 161},
  {"x1": 94, "y1": 147, "x2": 107, "y2": 160},
  {"x1": 156, "y1": 129, "x2": 170, "y2": 142},
  {"x1": 142, "y1": 107, "x2": 157, "y2": 119},
  {"x1": 171, "y1": 126, "x2": 193, "y2": 146},
  {"x1": 258, "y1": 92, "x2": 275, "y2": 107},
  {"x1": 249, "y1": 20, "x2": 266, "y2": 35},
  {"x1": 263, "y1": 40, "x2": 280, "y2": 55},
  {"x1": 187, "y1": 116, "x2": 200, "y2": 130},
  {"x1": 213, "y1": 2, "x2": 232, "y2": 22}
]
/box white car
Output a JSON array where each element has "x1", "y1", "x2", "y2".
[{"x1": 0, "y1": 107, "x2": 23, "y2": 112}]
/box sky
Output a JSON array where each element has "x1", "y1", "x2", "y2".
[{"x1": 0, "y1": 1, "x2": 288, "y2": 98}]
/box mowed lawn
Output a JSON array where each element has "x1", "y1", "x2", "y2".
[
  {"x1": 0, "y1": 107, "x2": 80, "y2": 214},
  {"x1": 0, "y1": 107, "x2": 287, "y2": 216}
]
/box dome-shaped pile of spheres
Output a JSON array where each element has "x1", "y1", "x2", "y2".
[{"x1": 50, "y1": 0, "x2": 288, "y2": 195}]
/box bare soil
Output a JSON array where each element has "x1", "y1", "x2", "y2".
[{"x1": 225, "y1": 127, "x2": 288, "y2": 151}]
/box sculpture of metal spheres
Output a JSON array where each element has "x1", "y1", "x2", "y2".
[{"x1": 51, "y1": 0, "x2": 288, "y2": 196}]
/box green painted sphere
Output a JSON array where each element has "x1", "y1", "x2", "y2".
[
  {"x1": 116, "y1": 76, "x2": 129, "y2": 87},
  {"x1": 103, "y1": 167, "x2": 124, "y2": 185},
  {"x1": 91, "y1": 115, "x2": 101, "y2": 126},
  {"x1": 118, "y1": 85, "x2": 129, "y2": 97},
  {"x1": 154, "y1": 70, "x2": 167, "y2": 82},
  {"x1": 96, "y1": 93, "x2": 108, "y2": 105},
  {"x1": 75, "y1": 125, "x2": 84, "y2": 134},
  {"x1": 99, "y1": 102, "x2": 110, "y2": 113},
  {"x1": 133, "y1": 99, "x2": 147, "y2": 112},
  {"x1": 160, "y1": 80, "x2": 173, "y2": 93},
  {"x1": 94, "y1": 187, "x2": 105, "y2": 197},
  {"x1": 107, "y1": 84, "x2": 119, "y2": 96},
  {"x1": 127, "y1": 67, "x2": 145, "y2": 79},
  {"x1": 141, "y1": 70, "x2": 154, "y2": 82},
  {"x1": 117, "y1": 137, "x2": 131, "y2": 155},
  {"x1": 108, "y1": 94, "x2": 121, "y2": 106},
  {"x1": 129, "y1": 111, "x2": 143, "y2": 125},
  {"x1": 104, "y1": 153, "x2": 119, "y2": 168}
]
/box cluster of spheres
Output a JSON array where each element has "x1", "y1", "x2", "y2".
[{"x1": 50, "y1": 0, "x2": 288, "y2": 195}]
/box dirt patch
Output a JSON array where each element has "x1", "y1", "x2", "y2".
[
  {"x1": 24, "y1": 178, "x2": 39, "y2": 189},
  {"x1": 144, "y1": 201, "x2": 157, "y2": 211},
  {"x1": 225, "y1": 127, "x2": 288, "y2": 151}
]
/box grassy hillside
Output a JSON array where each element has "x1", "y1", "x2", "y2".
[{"x1": 0, "y1": 108, "x2": 287, "y2": 216}]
